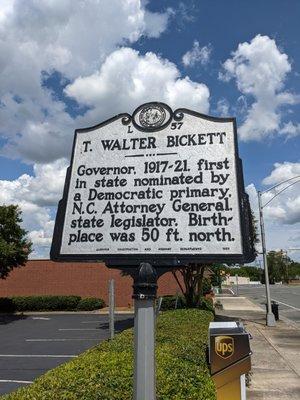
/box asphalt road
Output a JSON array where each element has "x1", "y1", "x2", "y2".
[
  {"x1": 237, "y1": 284, "x2": 300, "y2": 324},
  {"x1": 0, "y1": 313, "x2": 133, "y2": 396}
]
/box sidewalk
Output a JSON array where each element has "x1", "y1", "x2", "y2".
[{"x1": 216, "y1": 297, "x2": 300, "y2": 399}]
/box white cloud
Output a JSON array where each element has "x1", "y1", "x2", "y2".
[
  {"x1": 0, "y1": 95, "x2": 75, "y2": 162},
  {"x1": 175, "y1": 2, "x2": 196, "y2": 27},
  {"x1": 0, "y1": 1, "x2": 212, "y2": 258},
  {"x1": 215, "y1": 98, "x2": 230, "y2": 117},
  {"x1": 0, "y1": 0, "x2": 14, "y2": 23},
  {"x1": 0, "y1": 2, "x2": 209, "y2": 164},
  {"x1": 246, "y1": 162, "x2": 300, "y2": 260},
  {"x1": 1, "y1": 0, "x2": 169, "y2": 80},
  {"x1": 0, "y1": 159, "x2": 67, "y2": 257},
  {"x1": 261, "y1": 162, "x2": 300, "y2": 225},
  {"x1": 0, "y1": 159, "x2": 67, "y2": 207},
  {"x1": 279, "y1": 121, "x2": 300, "y2": 139},
  {"x1": 182, "y1": 41, "x2": 212, "y2": 67},
  {"x1": 143, "y1": 6, "x2": 173, "y2": 38},
  {"x1": 262, "y1": 162, "x2": 300, "y2": 186},
  {"x1": 220, "y1": 35, "x2": 299, "y2": 141},
  {"x1": 0, "y1": 0, "x2": 170, "y2": 163},
  {"x1": 65, "y1": 47, "x2": 210, "y2": 126},
  {"x1": 28, "y1": 220, "x2": 55, "y2": 254}
]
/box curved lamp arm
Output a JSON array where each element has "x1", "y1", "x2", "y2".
[
  {"x1": 260, "y1": 175, "x2": 300, "y2": 195},
  {"x1": 261, "y1": 178, "x2": 300, "y2": 208}
]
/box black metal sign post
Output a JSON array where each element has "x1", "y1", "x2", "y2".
[{"x1": 50, "y1": 102, "x2": 255, "y2": 400}]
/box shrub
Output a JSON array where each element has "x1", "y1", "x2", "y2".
[
  {"x1": 159, "y1": 294, "x2": 215, "y2": 315},
  {"x1": 3, "y1": 309, "x2": 216, "y2": 400},
  {"x1": 11, "y1": 295, "x2": 81, "y2": 311},
  {"x1": 0, "y1": 297, "x2": 16, "y2": 313},
  {"x1": 76, "y1": 297, "x2": 105, "y2": 311},
  {"x1": 159, "y1": 294, "x2": 186, "y2": 311},
  {"x1": 198, "y1": 297, "x2": 215, "y2": 314},
  {"x1": 202, "y1": 277, "x2": 212, "y2": 295},
  {"x1": 0, "y1": 296, "x2": 106, "y2": 312}
]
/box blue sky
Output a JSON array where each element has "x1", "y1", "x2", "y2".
[{"x1": 0, "y1": 0, "x2": 299, "y2": 260}]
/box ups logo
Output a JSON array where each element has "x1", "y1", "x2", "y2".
[{"x1": 215, "y1": 336, "x2": 234, "y2": 359}]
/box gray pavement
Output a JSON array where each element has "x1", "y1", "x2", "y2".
[
  {"x1": 0, "y1": 313, "x2": 133, "y2": 396},
  {"x1": 230, "y1": 284, "x2": 300, "y2": 325},
  {"x1": 216, "y1": 296, "x2": 300, "y2": 400}
]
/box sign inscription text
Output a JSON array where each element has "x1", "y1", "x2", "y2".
[{"x1": 57, "y1": 104, "x2": 244, "y2": 258}]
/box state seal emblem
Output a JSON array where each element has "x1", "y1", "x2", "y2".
[{"x1": 139, "y1": 105, "x2": 166, "y2": 128}]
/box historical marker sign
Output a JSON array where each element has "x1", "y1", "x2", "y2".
[{"x1": 51, "y1": 102, "x2": 255, "y2": 266}]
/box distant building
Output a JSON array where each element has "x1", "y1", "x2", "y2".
[
  {"x1": 225, "y1": 275, "x2": 250, "y2": 285},
  {"x1": 0, "y1": 260, "x2": 184, "y2": 307}
]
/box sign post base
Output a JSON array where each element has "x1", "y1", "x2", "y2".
[{"x1": 266, "y1": 312, "x2": 276, "y2": 327}]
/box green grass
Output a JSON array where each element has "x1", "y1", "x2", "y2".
[{"x1": 2, "y1": 309, "x2": 216, "y2": 400}]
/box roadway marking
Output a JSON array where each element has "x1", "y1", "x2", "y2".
[
  {"x1": 0, "y1": 354, "x2": 77, "y2": 358},
  {"x1": 31, "y1": 317, "x2": 50, "y2": 320},
  {"x1": 271, "y1": 299, "x2": 300, "y2": 311},
  {"x1": 59, "y1": 328, "x2": 99, "y2": 331},
  {"x1": 261, "y1": 295, "x2": 300, "y2": 311},
  {"x1": 81, "y1": 321, "x2": 101, "y2": 324},
  {"x1": 26, "y1": 338, "x2": 99, "y2": 342},
  {"x1": 280, "y1": 308, "x2": 299, "y2": 313},
  {"x1": 0, "y1": 380, "x2": 33, "y2": 384}
]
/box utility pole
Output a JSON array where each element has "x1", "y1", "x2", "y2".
[
  {"x1": 258, "y1": 191, "x2": 275, "y2": 326},
  {"x1": 257, "y1": 175, "x2": 300, "y2": 327},
  {"x1": 235, "y1": 274, "x2": 239, "y2": 297}
]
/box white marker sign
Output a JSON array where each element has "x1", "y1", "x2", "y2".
[{"x1": 51, "y1": 103, "x2": 254, "y2": 266}]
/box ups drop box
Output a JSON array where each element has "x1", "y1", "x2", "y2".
[{"x1": 208, "y1": 322, "x2": 252, "y2": 400}]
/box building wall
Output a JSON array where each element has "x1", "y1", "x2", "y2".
[
  {"x1": 0, "y1": 260, "x2": 182, "y2": 307},
  {"x1": 225, "y1": 275, "x2": 250, "y2": 285}
]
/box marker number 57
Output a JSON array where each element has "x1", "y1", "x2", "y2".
[{"x1": 170, "y1": 122, "x2": 183, "y2": 130}]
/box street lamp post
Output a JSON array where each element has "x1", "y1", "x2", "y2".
[
  {"x1": 258, "y1": 191, "x2": 276, "y2": 326},
  {"x1": 257, "y1": 175, "x2": 300, "y2": 327}
]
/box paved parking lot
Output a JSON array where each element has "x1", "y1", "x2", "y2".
[{"x1": 0, "y1": 313, "x2": 133, "y2": 395}]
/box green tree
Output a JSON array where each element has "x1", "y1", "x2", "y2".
[
  {"x1": 266, "y1": 250, "x2": 290, "y2": 283},
  {"x1": 171, "y1": 210, "x2": 258, "y2": 306},
  {"x1": 288, "y1": 261, "x2": 300, "y2": 280},
  {"x1": 172, "y1": 263, "x2": 210, "y2": 308},
  {"x1": 227, "y1": 266, "x2": 262, "y2": 281},
  {"x1": 210, "y1": 263, "x2": 230, "y2": 288},
  {"x1": 0, "y1": 205, "x2": 32, "y2": 279},
  {"x1": 251, "y1": 211, "x2": 259, "y2": 256}
]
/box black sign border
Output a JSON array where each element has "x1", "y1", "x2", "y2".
[{"x1": 50, "y1": 102, "x2": 255, "y2": 267}]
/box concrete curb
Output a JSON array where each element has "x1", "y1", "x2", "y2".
[
  {"x1": 242, "y1": 298, "x2": 300, "y2": 330},
  {"x1": 215, "y1": 296, "x2": 263, "y2": 312},
  {"x1": 0, "y1": 310, "x2": 134, "y2": 316},
  {"x1": 277, "y1": 314, "x2": 300, "y2": 330}
]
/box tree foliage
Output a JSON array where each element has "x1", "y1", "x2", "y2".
[
  {"x1": 251, "y1": 211, "x2": 259, "y2": 256},
  {"x1": 172, "y1": 209, "x2": 259, "y2": 306},
  {"x1": 266, "y1": 250, "x2": 294, "y2": 283},
  {"x1": 209, "y1": 263, "x2": 229, "y2": 287},
  {"x1": 0, "y1": 205, "x2": 32, "y2": 279},
  {"x1": 288, "y1": 261, "x2": 300, "y2": 280},
  {"x1": 172, "y1": 263, "x2": 210, "y2": 308},
  {"x1": 227, "y1": 265, "x2": 262, "y2": 281}
]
